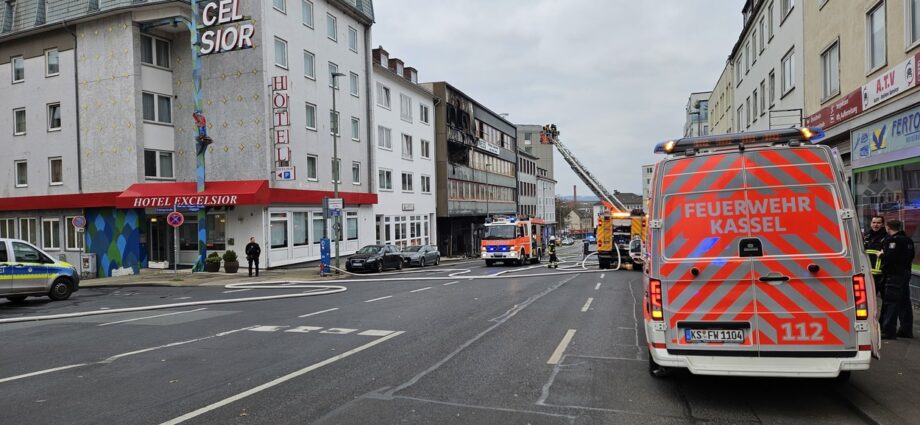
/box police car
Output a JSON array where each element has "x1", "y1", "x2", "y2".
[
  {"x1": 0, "y1": 238, "x2": 80, "y2": 302},
  {"x1": 644, "y1": 128, "x2": 879, "y2": 379}
]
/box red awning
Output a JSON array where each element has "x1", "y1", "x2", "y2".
[{"x1": 115, "y1": 180, "x2": 271, "y2": 208}]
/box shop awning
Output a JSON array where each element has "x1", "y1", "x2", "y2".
[{"x1": 115, "y1": 180, "x2": 271, "y2": 208}]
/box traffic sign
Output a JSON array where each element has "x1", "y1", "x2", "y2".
[
  {"x1": 71, "y1": 216, "x2": 87, "y2": 229},
  {"x1": 328, "y1": 198, "x2": 343, "y2": 210},
  {"x1": 166, "y1": 211, "x2": 185, "y2": 228},
  {"x1": 275, "y1": 166, "x2": 296, "y2": 181}
]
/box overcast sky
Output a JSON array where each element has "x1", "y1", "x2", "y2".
[{"x1": 373, "y1": 0, "x2": 743, "y2": 198}]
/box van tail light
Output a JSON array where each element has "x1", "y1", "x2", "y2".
[
  {"x1": 853, "y1": 274, "x2": 868, "y2": 320},
  {"x1": 649, "y1": 278, "x2": 663, "y2": 321}
]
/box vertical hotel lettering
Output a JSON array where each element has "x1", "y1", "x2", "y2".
[{"x1": 272, "y1": 76, "x2": 294, "y2": 179}]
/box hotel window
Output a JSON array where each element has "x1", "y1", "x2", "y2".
[
  {"x1": 781, "y1": 49, "x2": 795, "y2": 95},
  {"x1": 305, "y1": 102, "x2": 317, "y2": 130},
  {"x1": 379, "y1": 169, "x2": 393, "y2": 190},
  {"x1": 42, "y1": 218, "x2": 60, "y2": 250},
  {"x1": 274, "y1": 37, "x2": 288, "y2": 69},
  {"x1": 400, "y1": 94, "x2": 412, "y2": 122},
  {"x1": 270, "y1": 213, "x2": 288, "y2": 249},
  {"x1": 780, "y1": 0, "x2": 793, "y2": 23},
  {"x1": 46, "y1": 49, "x2": 59, "y2": 76},
  {"x1": 302, "y1": 0, "x2": 314, "y2": 27},
  {"x1": 19, "y1": 218, "x2": 38, "y2": 244},
  {"x1": 327, "y1": 13, "x2": 337, "y2": 41},
  {"x1": 329, "y1": 62, "x2": 339, "y2": 88},
  {"x1": 402, "y1": 134, "x2": 413, "y2": 159},
  {"x1": 144, "y1": 149, "x2": 174, "y2": 179},
  {"x1": 12, "y1": 56, "x2": 24, "y2": 82},
  {"x1": 47, "y1": 103, "x2": 61, "y2": 131},
  {"x1": 421, "y1": 175, "x2": 431, "y2": 193},
  {"x1": 312, "y1": 213, "x2": 324, "y2": 244},
  {"x1": 822, "y1": 41, "x2": 840, "y2": 99},
  {"x1": 140, "y1": 35, "x2": 170, "y2": 69},
  {"x1": 15, "y1": 160, "x2": 28, "y2": 187},
  {"x1": 752, "y1": 90, "x2": 758, "y2": 121},
  {"x1": 377, "y1": 83, "x2": 391, "y2": 108},
  {"x1": 303, "y1": 50, "x2": 315, "y2": 79},
  {"x1": 910, "y1": 0, "x2": 920, "y2": 46},
  {"x1": 13, "y1": 108, "x2": 26, "y2": 135},
  {"x1": 378, "y1": 125, "x2": 392, "y2": 149},
  {"x1": 332, "y1": 158, "x2": 341, "y2": 183},
  {"x1": 421, "y1": 140, "x2": 431, "y2": 159},
  {"x1": 306, "y1": 154, "x2": 318, "y2": 180},
  {"x1": 401, "y1": 172, "x2": 413, "y2": 192},
  {"x1": 348, "y1": 26, "x2": 358, "y2": 52},
  {"x1": 0, "y1": 218, "x2": 15, "y2": 238},
  {"x1": 65, "y1": 216, "x2": 84, "y2": 250},
  {"x1": 737, "y1": 106, "x2": 743, "y2": 132},
  {"x1": 751, "y1": 33, "x2": 757, "y2": 64},
  {"x1": 746, "y1": 97, "x2": 751, "y2": 128},
  {"x1": 769, "y1": 70, "x2": 776, "y2": 105},
  {"x1": 49, "y1": 157, "x2": 63, "y2": 185},
  {"x1": 273, "y1": 0, "x2": 286, "y2": 13},
  {"x1": 352, "y1": 161, "x2": 361, "y2": 185},
  {"x1": 142, "y1": 92, "x2": 172, "y2": 124},
  {"x1": 349, "y1": 72, "x2": 359, "y2": 97},
  {"x1": 330, "y1": 110, "x2": 340, "y2": 135},
  {"x1": 768, "y1": 2, "x2": 775, "y2": 38},
  {"x1": 745, "y1": 42, "x2": 750, "y2": 72},
  {"x1": 420, "y1": 105, "x2": 430, "y2": 124},
  {"x1": 351, "y1": 117, "x2": 360, "y2": 141},
  {"x1": 759, "y1": 18, "x2": 765, "y2": 52},
  {"x1": 293, "y1": 212, "x2": 309, "y2": 247},
  {"x1": 347, "y1": 211, "x2": 358, "y2": 240},
  {"x1": 867, "y1": 2, "x2": 886, "y2": 71},
  {"x1": 760, "y1": 80, "x2": 766, "y2": 115}
]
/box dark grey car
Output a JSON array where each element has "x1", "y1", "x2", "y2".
[{"x1": 400, "y1": 245, "x2": 440, "y2": 267}]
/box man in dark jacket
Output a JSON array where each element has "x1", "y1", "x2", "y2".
[
  {"x1": 245, "y1": 237, "x2": 262, "y2": 277},
  {"x1": 879, "y1": 220, "x2": 915, "y2": 339},
  {"x1": 864, "y1": 216, "x2": 887, "y2": 287}
]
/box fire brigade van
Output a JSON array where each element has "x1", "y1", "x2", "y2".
[
  {"x1": 481, "y1": 216, "x2": 545, "y2": 266},
  {"x1": 644, "y1": 128, "x2": 880, "y2": 379}
]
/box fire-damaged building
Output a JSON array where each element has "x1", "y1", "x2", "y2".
[{"x1": 419, "y1": 82, "x2": 519, "y2": 257}]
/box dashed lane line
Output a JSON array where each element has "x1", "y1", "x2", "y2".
[
  {"x1": 595, "y1": 283, "x2": 602, "y2": 290},
  {"x1": 97, "y1": 308, "x2": 208, "y2": 327},
  {"x1": 410, "y1": 287, "x2": 432, "y2": 293},
  {"x1": 442, "y1": 281, "x2": 459, "y2": 286},
  {"x1": 364, "y1": 296, "x2": 392, "y2": 303},
  {"x1": 298, "y1": 308, "x2": 339, "y2": 318},
  {"x1": 581, "y1": 298, "x2": 594, "y2": 312},
  {"x1": 547, "y1": 329, "x2": 577, "y2": 365}
]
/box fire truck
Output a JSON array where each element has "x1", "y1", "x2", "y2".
[
  {"x1": 480, "y1": 216, "x2": 546, "y2": 266},
  {"x1": 541, "y1": 124, "x2": 645, "y2": 270}
]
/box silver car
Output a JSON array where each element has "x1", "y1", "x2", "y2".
[{"x1": 401, "y1": 245, "x2": 440, "y2": 267}]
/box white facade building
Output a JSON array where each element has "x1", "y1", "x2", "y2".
[
  {"x1": 684, "y1": 92, "x2": 712, "y2": 137},
  {"x1": 641, "y1": 163, "x2": 654, "y2": 209},
  {"x1": 732, "y1": 0, "x2": 805, "y2": 132},
  {"x1": 371, "y1": 47, "x2": 437, "y2": 248}
]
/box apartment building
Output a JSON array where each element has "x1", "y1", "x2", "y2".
[
  {"x1": 371, "y1": 47, "x2": 437, "y2": 248},
  {"x1": 0, "y1": 0, "x2": 377, "y2": 275},
  {"x1": 517, "y1": 124, "x2": 556, "y2": 237},
  {"x1": 684, "y1": 92, "x2": 712, "y2": 137},
  {"x1": 708, "y1": 62, "x2": 735, "y2": 134}
]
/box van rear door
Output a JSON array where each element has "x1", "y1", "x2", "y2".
[
  {"x1": 657, "y1": 151, "x2": 758, "y2": 354},
  {"x1": 743, "y1": 146, "x2": 857, "y2": 355}
]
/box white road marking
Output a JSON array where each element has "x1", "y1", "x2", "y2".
[
  {"x1": 320, "y1": 328, "x2": 357, "y2": 335},
  {"x1": 442, "y1": 281, "x2": 459, "y2": 286},
  {"x1": 249, "y1": 326, "x2": 288, "y2": 332},
  {"x1": 364, "y1": 296, "x2": 392, "y2": 303},
  {"x1": 285, "y1": 326, "x2": 323, "y2": 333},
  {"x1": 547, "y1": 329, "x2": 577, "y2": 365},
  {"x1": 97, "y1": 308, "x2": 208, "y2": 327},
  {"x1": 410, "y1": 287, "x2": 432, "y2": 293},
  {"x1": 222, "y1": 289, "x2": 251, "y2": 293},
  {"x1": 595, "y1": 283, "x2": 602, "y2": 290},
  {"x1": 298, "y1": 308, "x2": 339, "y2": 318},
  {"x1": 600, "y1": 273, "x2": 606, "y2": 279},
  {"x1": 581, "y1": 298, "x2": 594, "y2": 312},
  {"x1": 358, "y1": 330, "x2": 395, "y2": 337},
  {"x1": 174, "y1": 297, "x2": 192, "y2": 300},
  {"x1": 159, "y1": 331, "x2": 405, "y2": 425},
  {"x1": 101, "y1": 326, "x2": 257, "y2": 364},
  {"x1": 0, "y1": 364, "x2": 88, "y2": 384}
]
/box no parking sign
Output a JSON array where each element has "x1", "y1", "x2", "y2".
[{"x1": 167, "y1": 211, "x2": 185, "y2": 228}]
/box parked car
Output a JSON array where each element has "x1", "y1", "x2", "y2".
[
  {"x1": 561, "y1": 237, "x2": 575, "y2": 246},
  {"x1": 401, "y1": 245, "x2": 440, "y2": 267},
  {"x1": 1, "y1": 238, "x2": 80, "y2": 302},
  {"x1": 345, "y1": 245, "x2": 403, "y2": 273}
]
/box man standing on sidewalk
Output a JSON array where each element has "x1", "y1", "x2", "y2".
[
  {"x1": 245, "y1": 237, "x2": 262, "y2": 277},
  {"x1": 864, "y1": 215, "x2": 887, "y2": 295},
  {"x1": 880, "y1": 220, "x2": 914, "y2": 339}
]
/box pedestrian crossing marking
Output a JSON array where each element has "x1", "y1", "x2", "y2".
[
  {"x1": 358, "y1": 330, "x2": 395, "y2": 337},
  {"x1": 319, "y1": 328, "x2": 357, "y2": 335},
  {"x1": 249, "y1": 326, "x2": 288, "y2": 332},
  {"x1": 285, "y1": 326, "x2": 323, "y2": 333},
  {"x1": 247, "y1": 325, "x2": 395, "y2": 336}
]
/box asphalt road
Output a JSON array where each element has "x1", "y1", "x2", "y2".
[{"x1": 0, "y1": 246, "x2": 880, "y2": 424}]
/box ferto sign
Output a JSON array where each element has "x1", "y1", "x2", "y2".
[
  {"x1": 200, "y1": 0, "x2": 254, "y2": 55},
  {"x1": 852, "y1": 103, "x2": 920, "y2": 168}
]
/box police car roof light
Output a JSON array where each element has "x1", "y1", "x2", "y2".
[{"x1": 653, "y1": 127, "x2": 825, "y2": 155}]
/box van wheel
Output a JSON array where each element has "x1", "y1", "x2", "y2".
[
  {"x1": 648, "y1": 351, "x2": 670, "y2": 378},
  {"x1": 6, "y1": 295, "x2": 27, "y2": 303},
  {"x1": 48, "y1": 278, "x2": 74, "y2": 301},
  {"x1": 518, "y1": 252, "x2": 526, "y2": 266}
]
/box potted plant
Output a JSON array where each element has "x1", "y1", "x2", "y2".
[
  {"x1": 205, "y1": 252, "x2": 221, "y2": 272},
  {"x1": 223, "y1": 250, "x2": 239, "y2": 273}
]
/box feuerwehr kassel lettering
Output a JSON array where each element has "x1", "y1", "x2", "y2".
[{"x1": 683, "y1": 196, "x2": 813, "y2": 234}]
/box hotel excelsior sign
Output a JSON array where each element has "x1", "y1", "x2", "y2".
[{"x1": 199, "y1": 0, "x2": 254, "y2": 55}]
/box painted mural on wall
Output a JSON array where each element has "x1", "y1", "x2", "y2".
[{"x1": 85, "y1": 208, "x2": 145, "y2": 277}]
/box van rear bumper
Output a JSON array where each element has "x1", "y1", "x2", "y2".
[{"x1": 650, "y1": 347, "x2": 871, "y2": 378}]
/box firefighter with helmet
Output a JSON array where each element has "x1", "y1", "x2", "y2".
[
  {"x1": 547, "y1": 236, "x2": 559, "y2": 269},
  {"x1": 864, "y1": 215, "x2": 886, "y2": 295}
]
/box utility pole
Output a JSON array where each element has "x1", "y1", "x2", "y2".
[{"x1": 331, "y1": 72, "x2": 345, "y2": 272}]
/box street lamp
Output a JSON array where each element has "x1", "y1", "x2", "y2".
[{"x1": 331, "y1": 71, "x2": 346, "y2": 272}]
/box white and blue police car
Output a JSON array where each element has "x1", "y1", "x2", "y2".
[{"x1": 0, "y1": 238, "x2": 80, "y2": 302}]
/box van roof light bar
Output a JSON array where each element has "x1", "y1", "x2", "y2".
[{"x1": 653, "y1": 127, "x2": 825, "y2": 155}]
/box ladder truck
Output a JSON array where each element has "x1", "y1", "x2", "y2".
[{"x1": 541, "y1": 124, "x2": 645, "y2": 270}]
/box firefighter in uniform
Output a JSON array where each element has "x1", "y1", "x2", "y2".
[
  {"x1": 547, "y1": 236, "x2": 559, "y2": 269},
  {"x1": 879, "y1": 219, "x2": 915, "y2": 339},
  {"x1": 864, "y1": 216, "x2": 886, "y2": 295}
]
